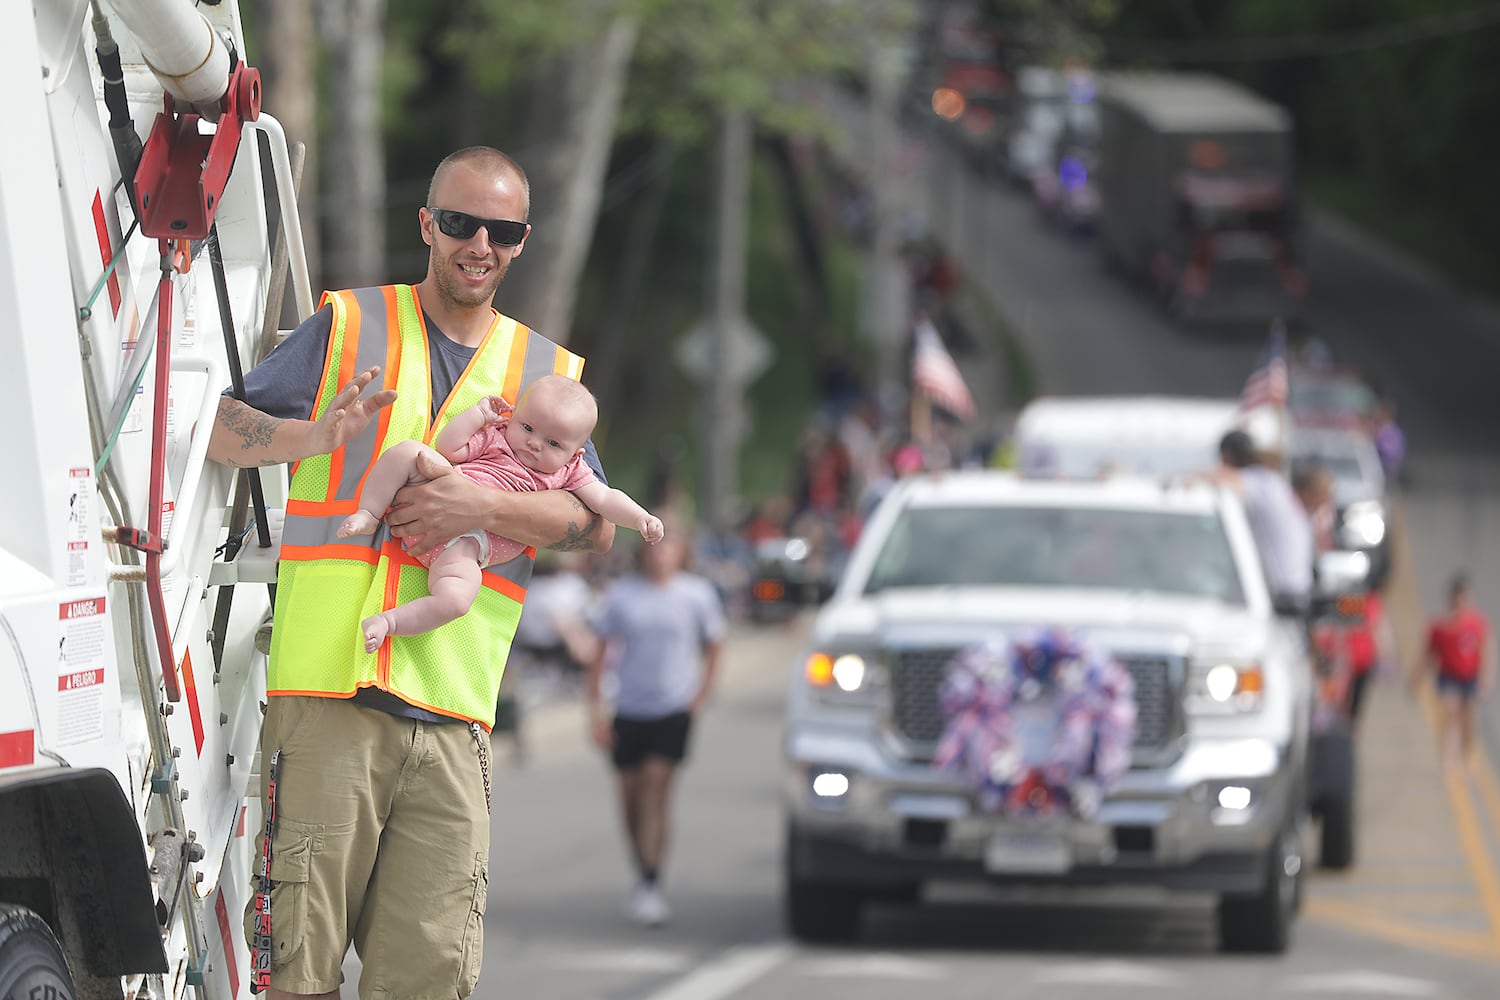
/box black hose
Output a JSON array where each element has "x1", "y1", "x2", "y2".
[
  {"x1": 207, "y1": 225, "x2": 276, "y2": 670},
  {"x1": 91, "y1": 10, "x2": 143, "y2": 213},
  {"x1": 208, "y1": 226, "x2": 272, "y2": 553}
]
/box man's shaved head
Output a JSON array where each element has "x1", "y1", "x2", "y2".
[{"x1": 427, "y1": 146, "x2": 530, "y2": 219}]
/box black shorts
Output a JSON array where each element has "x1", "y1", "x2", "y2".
[
  {"x1": 1437, "y1": 674, "x2": 1479, "y2": 701},
  {"x1": 612, "y1": 711, "x2": 693, "y2": 770}
]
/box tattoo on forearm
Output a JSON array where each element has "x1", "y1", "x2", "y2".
[
  {"x1": 218, "y1": 396, "x2": 280, "y2": 463},
  {"x1": 548, "y1": 506, "x2": 600, "y2": 552}
]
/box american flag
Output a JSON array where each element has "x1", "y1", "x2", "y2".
[
  {"x1": 911, "y1": 316, "x2": 977, "y2": 421},
  {"x1": 1239, "y1": 322, "x2": 1289, "y2": 412}
]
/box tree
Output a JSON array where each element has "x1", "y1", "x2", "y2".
[
  {"x1": 319, "y1": 0, "x2": 387, "y2": 291},
  {"x1": 439, "y1": 0, "x2": 889, "y2": 344},
  {"x1": 255, "y1": 0, "x2": 322, "y2": 294}
]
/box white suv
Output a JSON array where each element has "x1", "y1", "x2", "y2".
[{"x1": 783, "y1": 470, "x2": 1312, "y2": 951}]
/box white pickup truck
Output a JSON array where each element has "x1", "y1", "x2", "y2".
[{"x1": 782, "y1": 470, "x2": 1314, "y2": 952}]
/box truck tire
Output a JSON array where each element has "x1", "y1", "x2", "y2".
[
  {"x1": 1319, "y1": 794, "x2": 1356, "y2": 870},
  {"x1": 0, "y1": 904, "x2": 77, "y2": 1000},
  {"x1": 1217, "y1": 825, "x2": 1300, "y2": 954},
  {"x1": 785, "y1": 879, "x2": 864, "y2": 944}
]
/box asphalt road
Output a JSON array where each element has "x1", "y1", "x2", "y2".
[{"x1": 454, "y1": 103, "x2": 1500, "y2": 1000}]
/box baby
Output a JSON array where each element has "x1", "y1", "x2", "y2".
[{"x1": 339, "y1": 374, "x2": 663, "y2": 652}]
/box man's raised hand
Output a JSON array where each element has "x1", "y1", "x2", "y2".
[{"x1": 317, "y1": 367, "x2": 397, "y2": 453}]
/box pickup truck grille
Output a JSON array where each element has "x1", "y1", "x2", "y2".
[{"x1": 890, "y1": 649, "x2": 1179, "y2": 752}]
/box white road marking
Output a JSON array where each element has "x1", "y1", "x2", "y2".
[
  {"x1": 545, "y1": 946, "x2": 691, "y2": 973},
  {"x1": 641, "y1": 943, "x2": 792, "y2": 1000},
  {"x1": 1280, "y1": 970, "x2": 1442, "y2": 996},
  {"x1": 796, "y1": 952, "x2": 946, "y2": 980},
  {"x1": 1032, "y1": 960, "x2": 1184, "y2": 987}
]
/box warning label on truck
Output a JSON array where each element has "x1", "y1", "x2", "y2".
[
  {"x1": 66, "y1": 467, "x2": 92, "y2": 587},
  {"x1": 57, "y1": 597, "x2": 107, "y2": 746}
]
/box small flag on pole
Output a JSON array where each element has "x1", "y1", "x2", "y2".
[
  {"x1": 911, "y1": 315, "x2": 977, "y2": 422},
  {"x1": 1238, "y1": 319, "x2": 1289, "y2": 412}
]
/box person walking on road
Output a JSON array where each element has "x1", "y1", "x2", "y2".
[
  {"x1": 209, "y1": 145, "x2": 616, "y2": 999},
  {"x1": 1413, "y1": 573, "x2": 1495, "y2": 777},
  {"x1": 586, "y1": 533, "x2": 727, "y2": 926}
]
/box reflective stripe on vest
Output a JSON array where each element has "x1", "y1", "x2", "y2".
[{"x1": 269, "y1": 283, "x2": 585, "y2": 727}]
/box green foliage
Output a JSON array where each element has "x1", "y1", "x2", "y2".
[
  {"x1": 437, "y1": 0, "x2": 899, "y2": 143},
  {"x1": 569, "y1": 133, "x2": 869, "y2": 508}
]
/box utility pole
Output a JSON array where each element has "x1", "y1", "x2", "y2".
[
  {"x1": 704, "y1": 111, "x2": 753, "y2": 536},
  {"x1": 865, "y1": 25, "x2": 911, "y2": 424}
]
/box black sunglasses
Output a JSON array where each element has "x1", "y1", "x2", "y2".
[{"x1": 429, "y1": 208, "x2": 529, "y2": 247}]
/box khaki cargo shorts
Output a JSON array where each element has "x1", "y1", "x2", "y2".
[{"x1": 244, "y1": 696, "x2": 490, "y2": 999}]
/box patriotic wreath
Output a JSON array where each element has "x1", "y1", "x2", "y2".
[{"x1": 933, "y1": 630, "x2": 1137, "y2": 820}]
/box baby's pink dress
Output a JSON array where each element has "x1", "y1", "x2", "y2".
[{"x1": 418, "y1": 420, "x2": 595, "y2": 567}]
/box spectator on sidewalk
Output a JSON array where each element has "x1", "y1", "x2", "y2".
[
  {"x1": 1371, "y1": 397, "x2": 1407, "y2": 485},
  {"x1": 586, "y1": 533, "x2": 727, "y2": 926},
  {"x1": 1413, "y1": 573, "x2": 1495, "y2": 777}
]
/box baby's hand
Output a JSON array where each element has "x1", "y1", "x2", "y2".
[
  {"x1": 480, "y1": 395, "x2": 513, "y2": 424},
  {"x1": 641, "y1": 515, "x2": 665, "y2": 544}
]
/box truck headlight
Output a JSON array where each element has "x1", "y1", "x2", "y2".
[
  {"x1": 1340, "y1": 500, "x2": 1386, "y2": 549},
  {"x1": 803, "y1": 652, "x2": 883, "y2": 697},
  {"x1": 1188, "y1": 662, "x2": 1264, "y2": 713}
]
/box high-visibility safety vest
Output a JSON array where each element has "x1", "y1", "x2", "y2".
[{"x1": 268, "y1": 284, "x2": 585, "y2": 728}]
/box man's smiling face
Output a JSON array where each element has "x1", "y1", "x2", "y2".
[{"x1": 421, "y1": 163, "x2": 529, "y2": 311}]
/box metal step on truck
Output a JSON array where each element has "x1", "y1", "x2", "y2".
[{"x1": 1, "y1": 1, "x2": 312, "y2": 996}]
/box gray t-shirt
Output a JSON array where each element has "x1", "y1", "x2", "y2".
[
  {"x1": 590, "y1": 573, "x2": 727, "y2": 720},
  {"x1": 233, "y1": 305, "x2": 607, "y2": 723},
  {"x1": 1239, "y1": 465, "x2": 1313, "y2": 603}
]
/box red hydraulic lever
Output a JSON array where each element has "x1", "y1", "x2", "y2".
[
  {"x1": 144, "y1": 259, "x2": 181, "y2": 702},
  {"x1": 121, "y1": 60, "x2": 263, "y2": 699}
]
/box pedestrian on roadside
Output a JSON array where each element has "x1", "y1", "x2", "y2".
[
  {"x1": 1371, "y1": 397, "x2": 1407, "y2": 484},
  {"x1": 586, "y1": 533, "x2": 727, "y2": 926},
  {"x1": 1412, "y1": 573, "x2": 1495, "y2": 776},
  {"x1": 504, "y1": 552, "x2": 604, "y2": 763},
  {"x1": 209, "y1": 145, "x2": 616, "y2": 999}
]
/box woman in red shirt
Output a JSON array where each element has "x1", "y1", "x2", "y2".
[{"x1": 1416, "y1": 574, "x2": 1495, "y2": 775}]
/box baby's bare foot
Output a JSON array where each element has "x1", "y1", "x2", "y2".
[
  {"x1": 361, "y1": 612, "x2": 393, "y2": 654},
  {"x1": 339, "y1": 511, "x2": 381, "y2": 538}
]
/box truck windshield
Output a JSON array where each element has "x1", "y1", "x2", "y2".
[{"x1": 863, "y1": 505, "x2": 1245, "y2": 604}]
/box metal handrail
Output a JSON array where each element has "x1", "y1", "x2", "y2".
[{"x1": 246, "y1": 114, "x2": 314, "y2": 322}]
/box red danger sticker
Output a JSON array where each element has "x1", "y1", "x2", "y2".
[
  {"x1": 59, "y1": 669, "x2": 105, "y2": 691},
  {"x1": 59, "y1": 598, "x2": 106, "y2": 620}
]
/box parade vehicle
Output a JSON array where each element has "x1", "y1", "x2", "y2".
[
  {"x1": 1014, "y1": 393, "x2": 1364, "y2": 869},
  {"x1": 749, "y1": 537, "x2": 834, "y2": 625},
  {"x1": 1, "y1": 1, "x2": 312, "y2": 995},
  {"x1": 1095, "y1": 72, "x2": 1307, "y2": 325},
  {"x1": 1291, "y1": 424, "x2": 1392, "y2": 591},
  {"x1": 782, "y1": 470, "x2": 1314, "y2": 952},
  {"x1": 1012, "y1": 395, "x2": 1239, "y2": 481}
]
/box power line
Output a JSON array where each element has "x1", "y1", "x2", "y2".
[{"x1": 1104, "y1": 3, "x2": 1500, "y2": 63}]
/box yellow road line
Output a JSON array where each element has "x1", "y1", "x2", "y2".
[
  {"x1": 1305, "y1": 897, "x2": 1500, "y2": 965},
  {"x1": 1416, "y1": 686, "x2": 1500, "y2": 952}
]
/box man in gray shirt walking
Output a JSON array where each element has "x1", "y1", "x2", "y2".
[{"x1": 586, "y1": 533, "x2": 727, "y2": 925}]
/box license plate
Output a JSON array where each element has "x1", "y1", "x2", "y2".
[{"x1": 984, "y1": 831, "x2": 1072, "y2": 875}]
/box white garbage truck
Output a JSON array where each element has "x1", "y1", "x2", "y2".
[{"x1": 1, "y1": 1, "x2": 311, "y2": 996}]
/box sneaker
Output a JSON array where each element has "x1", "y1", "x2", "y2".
[{"x1": 628, "y1": 882, "x2": 670, "y2": 927}]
